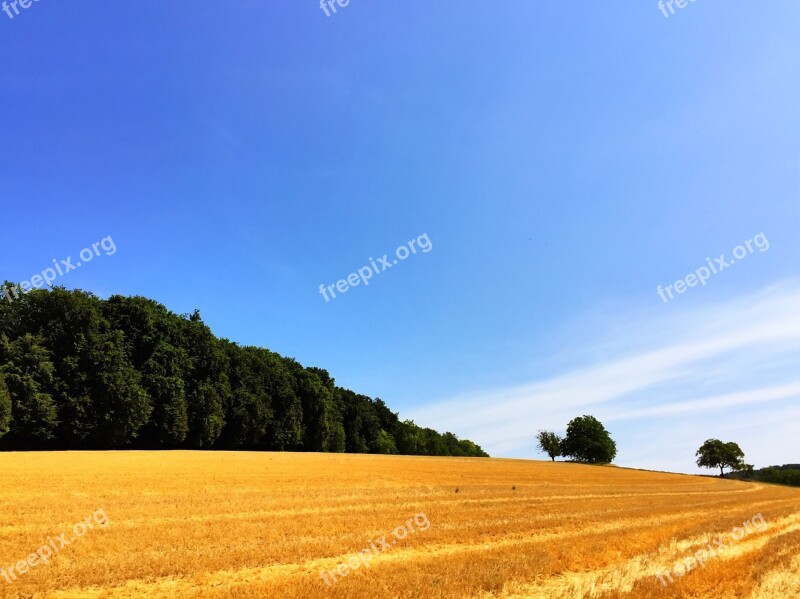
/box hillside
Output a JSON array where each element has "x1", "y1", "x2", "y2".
[
  {"x1": 1, "y1": 452, "x2": 798, "y2": 598},
  {"x1": 0, "y1": 286, "x2": 486, "y2": 457}
]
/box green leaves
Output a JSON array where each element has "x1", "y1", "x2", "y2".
[
  {"x1": 535, "y1": 430, "x2": 563, "y2": 461},
  {"x1": 0, "y1": 287, "x2": 486, "y2": 457},
  {"x1": 696, "y1": 439, "x2": 746, "y2": 476},
  {"x1": 560, "y1": 416, "x2": 617, "y2": 464},
  {"x1": 0, "y1": 334, "x2": 59, "y2": 446},
  {"x1": 0, "y1": 374, "x2": 10, "y2": 438}
]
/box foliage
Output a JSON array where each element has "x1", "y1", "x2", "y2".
[
  {"x1": 695, "y1": 439, "x2": 746, "y2": 477},
  {"x1": 373, "y1": 430, "x2": 398, "y2": 454},
  {"x1": 560, "y1": 416, "x2": 617, "y2": 464},
  {"x1": 535, "y1": 430, "x2": 562, "y2": 461},
  {"x1": 0, "y1": 286, "x2": 488, "y2": 457},
  {"x1": 0, "y1": 334, "x2": 59, "y2": 447},
  {"x1": 0, "y1": 373, "x2": 11, "y2": 438},
  {"x1": 728, "y1": 464, "x2": 800, "y2": 488}
]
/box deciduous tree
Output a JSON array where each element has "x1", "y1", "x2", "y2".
[
  {"x1": 561, "y1": 416, "x2": 617, "y2": 464},
  {"x1": 696, "y1": 439, "x2": 745, "y2": 477},
  {"x1": 535, "y1": 430, "x2": 562, "y2": 461}
]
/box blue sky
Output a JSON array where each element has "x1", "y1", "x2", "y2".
[{"x1": 2, "y1": 1, "x2": 798, "y2": 473}]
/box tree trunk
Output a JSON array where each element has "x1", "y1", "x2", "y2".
[{"x1": 720, "y1": 466, "x2": 725, "y2": 477}]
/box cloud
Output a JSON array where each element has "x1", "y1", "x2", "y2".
[
  {"x1": 409, "y1": 280, "x2": 800, "y2": 470},
  {"x1": 604, "y1": 382, "x2": 800, "y2": 422}
]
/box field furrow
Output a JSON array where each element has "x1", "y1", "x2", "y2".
[{"x1": 0, "y1": 452, "x2": 798, "y2": 598}]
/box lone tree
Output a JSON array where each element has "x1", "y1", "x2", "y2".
[
  {"x1": 561, "y1": 415, "x2": 617, "y2": 464},
  {"x1": 535, "y1": 430, "x2": 562, "y2": 461},
  {"x1": 696, "y1": 439, "x2": 746, "y2": 477}
]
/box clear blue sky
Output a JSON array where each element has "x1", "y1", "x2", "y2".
[{"x1": 2, "y1": 1, "x2": 799, "y2": 473}]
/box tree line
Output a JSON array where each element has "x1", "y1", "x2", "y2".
[
  {"x1": 0, "y1": 285, "x2": 487, "y2": 457},
  {"x1": 728, "y1": 464, "x2": 800, "y2": 487}
]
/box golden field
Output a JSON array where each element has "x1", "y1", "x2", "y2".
[{"x1": 0, "y1": 452, "x2": 799, "y2": 598}]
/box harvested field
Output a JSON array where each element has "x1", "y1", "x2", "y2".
[{"x1": 0, "y1": 452, "x2": 798, "y2": 598}]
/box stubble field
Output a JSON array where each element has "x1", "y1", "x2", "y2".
[{"x1": 1, "y1": 452, "x2": 799, "y2": 598}]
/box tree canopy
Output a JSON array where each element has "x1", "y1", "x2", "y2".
[
  {"x1": 729, "y1": 464, "x2": 800, "y2": 488},
  {"x1": 0, "y1": 286, "x2": 488, "y2": 458},
  {"x1": 535, "y1": 430, "x2": 562, "y2": 461},
  {"x1": 560, "y1": 415, "x2": 617, "y2": 464},
  {"x1": 696, "y1": 439, "x2": 746, "y2": 477}
]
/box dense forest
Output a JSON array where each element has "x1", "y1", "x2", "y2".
[
  {"x1": 729, "y1": 464, "x2": 800, "y2": 488},
  {"x1": 0, "y1": 285, "x2": 487, "y2": 457}
]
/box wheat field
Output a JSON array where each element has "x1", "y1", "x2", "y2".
[{"x1": 0, "y1": 452, "x2": 798, "y2": 598}]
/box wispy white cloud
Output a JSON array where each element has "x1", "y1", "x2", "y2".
[
  {"x1": 604, "y1": 382, "x2": 800, "y2": 422},
  {"x1": 409, "y1": 280, "x2": 800, "y2": 471}
]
